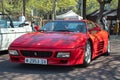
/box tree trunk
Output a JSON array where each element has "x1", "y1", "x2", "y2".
[
  {"x1": 117, "y1": 0, "x2": 120, "y2": 20},
  {"x1": 117, "y1": 0, "x2": 120, "y2": 34},
  {"x1": 83, "y1": 0, "x2": 86, "y2": 19},
  {"x1": 96, "y1": 0, "x2": 112, "y2": 23},
  {"x1": 1, "y1": 0, "x2": 4, "y2": 14},
  {"x1": 97, "y1": 1, "x2": 105, "y2": 23},
  {"x1": 23, "y1": 0, "x2": 26, "y2": 16}
]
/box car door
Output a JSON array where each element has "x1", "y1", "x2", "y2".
[
  {"x1": 0, "y1": 20, "x2": 16, "y2": 51},
  {"x1": 0, "y1": 15, "x2": 32, "y2": 51},
  {"x1": 87, "y1": 21, "x2": 104, "y2": 56}
]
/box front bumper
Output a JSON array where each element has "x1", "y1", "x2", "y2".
[{"x1": 9, "y1": 47, "x2": 85, "y2": 66}]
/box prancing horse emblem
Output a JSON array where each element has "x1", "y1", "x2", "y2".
[{"x1": 34, "y1": 52, "x2": 37, "y2": 56}]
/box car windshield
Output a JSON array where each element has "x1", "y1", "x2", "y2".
[
  {"x1": 0, "y1": 14, "x2": 23, "y2": 28},
  {"x1": 40, "y1": 21, "x2": 86, "y2": 33},
  {"x1": 0, "y1": 14, "x2": 9, "y2": 28}
]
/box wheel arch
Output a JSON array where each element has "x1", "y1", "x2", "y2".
[
  {"x1": 87, "y1": 38, "x2": 93, "y2": 58},
  {"x1": 82, "y1": 38, "x2": 93, "y2": 67}
]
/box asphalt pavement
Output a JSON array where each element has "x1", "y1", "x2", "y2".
[{"x1": 0, "y1": 35, "x2": 120, "y2": 80}]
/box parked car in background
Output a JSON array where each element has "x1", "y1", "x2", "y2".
[
  {"x1": 9, "y1": 20, "x2": 110, "y2": 67},
  {"x1": 0, "y1": 14, "x2": 32, "y2": 51}
]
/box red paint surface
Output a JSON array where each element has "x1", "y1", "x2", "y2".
[{"x1": 9, "y1": 20, "x2": 109, "y2": 66}]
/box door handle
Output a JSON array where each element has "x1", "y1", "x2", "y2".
[{"x1": 10, "y1": 30, "x2": 14, "y2": 31}]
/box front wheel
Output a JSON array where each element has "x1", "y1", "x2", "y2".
[{"x1": 83, "y1": 41, "x2": 92, "y2": 67}]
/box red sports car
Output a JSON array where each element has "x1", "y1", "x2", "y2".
[{"x1": 8, "y1": 20, "x2": 110, "y2": 67}]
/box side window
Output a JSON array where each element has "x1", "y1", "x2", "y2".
[
  {"x1": 66, "y1": 22, "x2": 86, "y2": 33},
  {"x1": 88, "y1": 22, "x2": 96, "y2": 30}
]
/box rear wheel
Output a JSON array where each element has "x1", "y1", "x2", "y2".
[
  {"x1": 105, "y1": 39, "x2": 111, "y2": 56},
  {"x1": 83, "y1": 41, "x2": 92, "y2": 67}
]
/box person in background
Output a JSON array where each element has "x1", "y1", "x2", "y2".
[
  {"x1": 101, "y1": 15, "x2": 109, "y2": 31},
  {"x1": 19, "y1": 13, "x2": 25, "y2": 23}
]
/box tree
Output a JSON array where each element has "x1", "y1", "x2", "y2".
[
  {"x1": 117, "y1": 0, "x2": 120, "y2": 20},
  {"x1": 27, "y1": 0, "x2": 77, "y2": 18},
  {"x1": 1, "y1": 0, "x2": 118, "y2": 20},
  {"x1": 23, "y1": 0, "x2": 26, "y2": 16},
  {"x1": 0, "y1": 0, "x2": 4, "y2": 14},
  {"x1": 96, "y1": 0, "x2": 112, "y2": 22},
  {"x1": 86, "y1": 0, "x2": 99, "y2": 14},
  {"x1": 3, "y1": 0, "x2": 23, "y2": 14},
  {"x1": 83, "y1": 0, "x2": 86, "y2": 19}
]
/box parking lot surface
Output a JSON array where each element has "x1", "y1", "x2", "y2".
[{"x1": 0, "y1": 38, "x2": 120, "y2": 80}]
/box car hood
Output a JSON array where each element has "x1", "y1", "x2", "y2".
[{"x1": 10, "y1": 32, "x2": 87, "y2": 49}]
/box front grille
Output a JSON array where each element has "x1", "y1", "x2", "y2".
[{"x1": 20, "y1": 50, "x2": 52, "y2": 58}]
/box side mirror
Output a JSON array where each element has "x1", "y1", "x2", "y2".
[
  {"x1": 34, "y1": 26, "x2": 39, "y2": 31},
  {"x1": 89, "y1": 27, "x2": 101, "y2": 34}
]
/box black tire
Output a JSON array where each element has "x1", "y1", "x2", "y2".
[
  {"x1": 83, "y1": 41, "x2": 92, "y2": 67},
  {"x1": 105, "y1": 39, "x2": 111, "y2": 56}
]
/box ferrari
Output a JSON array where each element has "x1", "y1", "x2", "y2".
[{"x1": 8, "y1": 20, "x2": 110, "y2": 67}]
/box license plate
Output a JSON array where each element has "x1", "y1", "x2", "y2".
[{"x1": 25, "y1": 58, "x2": 47, "y2": 65}]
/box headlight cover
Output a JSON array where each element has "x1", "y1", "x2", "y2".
[
  {"x1": 9, "y1": 50, "x2": 19, "y2": 56},
  {"x1": 56, "y1": 52, "x2": 70, "y2": 58}
]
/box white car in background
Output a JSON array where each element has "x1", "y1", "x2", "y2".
[{"x1": 0, "y1": 14, "x2": 32, "y2": 51}]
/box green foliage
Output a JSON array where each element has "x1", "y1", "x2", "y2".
[
  {"x1": 0, "y1": 0, "x2": 118, "y2": 18},
  {"x1": 110, "y1": 0, "x2": 118, "y2": 9},
  {"x1": 2, "y1": 0, "x2": 23, "y2": 14},
  {"x1": 86, "y1": 0, "x2": 99, "y2": 14},
  {"x1": 87, "y1": 0, "x2": 118, "y2": 14},
  {"x1": 29, "y1": 0, "x2": 77, "y2": 13}
]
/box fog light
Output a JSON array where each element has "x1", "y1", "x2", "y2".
[{"x1": 9, "y1": 50, "x2": 19, "y2": 56}]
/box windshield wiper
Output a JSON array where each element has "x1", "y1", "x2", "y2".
[
  {"x1": 39, "y1": 29, "x2": 74, "y2": 32},
  {"x1": 54, "y1": 30, "x2": 72, "y2": 32},
  {"x1": 38, "y1": 29, "x2": 46, "y2": 32}
]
